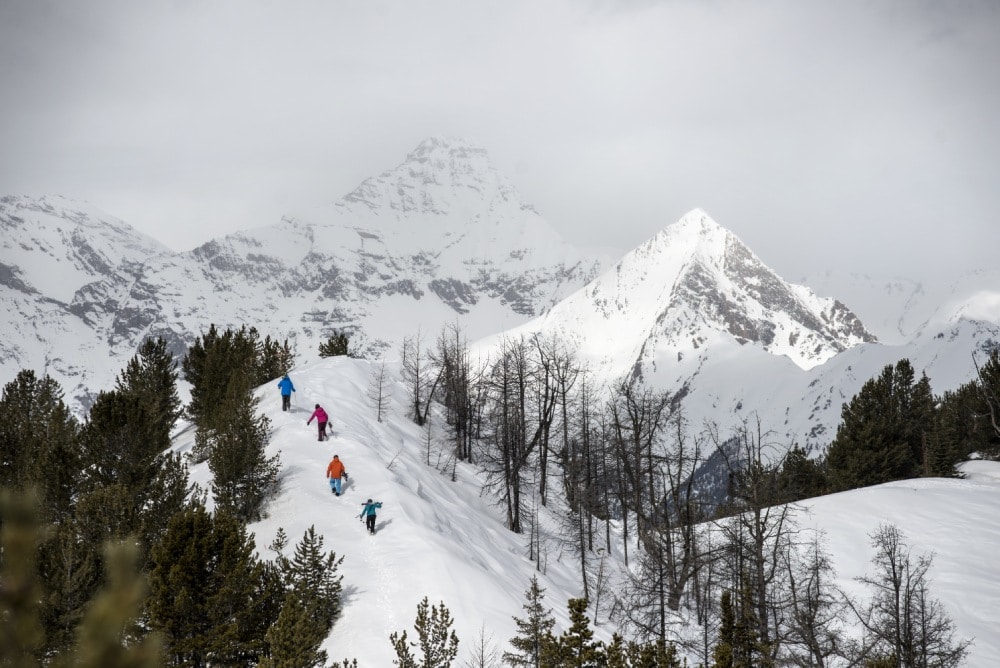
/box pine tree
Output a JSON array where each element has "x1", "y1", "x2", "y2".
[
  {"x1": 504, "y1": 575, "x2": 557, "y2": 668},
  {"x1": 258, "y1": 333, "x2": 296, "y2": 380},
  {"x1": 148, "y1": 504, "x2": 278, "y2": 666},
  {"x1": 0, "y1": 490, "x2": 46, "y2": 664},
  {"x1": 260, "y1": 592, "x2": 329, "y2": 668},
  {"x1": 604, "y1": 634, "x2": 629, "y2": 668},
  {"x1": 974, "y1": 348, "x2": 1000, "y2": 452},
  {"x1": 115, "y1": 336, "x2": 182, "y2": 452},
  {"x1": 0, "y1": 370, "x2": 80, "y2": 523},
  {"x1": 935, "y1": 383, "x2": 986, "y2": 463},
  {"x1": 542, "y1": 598, "x2": 605, "y2": 667},
  {"x1": 75, "y1": 343, "x2": 191, "y2": 566},
  {"x1": 712, "y1": 590, "x2": 735, "y2": 668},
  {"x1": 922, "y1": 418, "x2": 962, "y2": 478},
  {"x1": 206, "y1": 375, "x2": 279, "y2": 523},
  {"x1": 826, "y1": 360, "x2": 933, "y2": 491},
  {"x1": 183, "y1": 324, "x2": 272, "y2": 430},
  {"x1": 390, "y1": 597, "x2": 460, "y2": 668},
  {"x1": 774, "y1": 445, "x2": 827, "y2": 502},
  {"x1": 61, "y1": 542, "x2": 163, "y2": 668},
  {"x1": 275, "y1": 525, "x2": 344, "y2": 628},
  {"x1": 78, "y1": 390, "x2": 161, "y2": 521},
  {"x1": 1, "y1": 492, "x2": 163, "y2": 668},
  {"x1": 138, "y1": 451, "x2": 191, "y2": 557},
  {"x1": 319, "y1": 330, "x2": 352, "y2": 357},
  {"x1": 183, "y1": 324, "x2": 242, "y2": 429}
]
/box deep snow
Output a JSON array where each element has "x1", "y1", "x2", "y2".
[{"x1": 176, "y1": 356, "x2": 1000, "y2": 666}]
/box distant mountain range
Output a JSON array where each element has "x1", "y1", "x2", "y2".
[{"x1": 2, "y1": 137, "x2": 998, "y2": 453}]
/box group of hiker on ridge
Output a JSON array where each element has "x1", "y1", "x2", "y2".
[
  {"x1": 278, "y1": 373, "x2": 330, "y2": 441},
  {"x1": 277, "y1": 374, "x2": 383, "y2": 534}
]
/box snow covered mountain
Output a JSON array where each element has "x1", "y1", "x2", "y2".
[
  {"x1": 485, "y1": 209, "x2": 1000, "y2": 452},
  {"x1": 490, "y1": 208, "x2": 873, "y2": 373},
  {"x1": 0, "y1": 138, "x2": 606, "y2": 409},
  {"x1": 3, "y1": 136, "x2": 1000, "y2": 664},
  {"x1": 0, "y1": 194, "x2": 174, "y2": 406},
  {"x1": 2, "y1": 137, "x2": 998, "y2": 453},
  {"x1": 802, "y1": 267, "x2": 1000, "y2": 347}
]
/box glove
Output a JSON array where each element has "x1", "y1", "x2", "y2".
[{"x1": 343, "y1": 472, "x2": 349, "y2": 480}]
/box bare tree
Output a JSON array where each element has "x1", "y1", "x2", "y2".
[
  {"x1": 711, "y1": 416, "x2": 801, "y2": 666},
  {"x1": 973, "y1": 349, "x2": 1000, "y2": 440},
  {"x1": 366, "y1": 356, "x2": 391, "y2": 423},
  {"x1": 782, "y1": 531, "x2": 847, "y2": 668},
  {"x1": 658, "y1": 413, "x2": 711, "y2": 613},
  {"x1": 847, "y1": 523, "x2": 971, "y2": 668},
  {"x1": 463, "y1": 624, "x2": 502, "y2": 668},
  {"x1": 478, "y1": 336, "x2": 557, "y2": 534},
  {"x1": 401, "y1": 328, "x2": 440, "y2": 427},
  {"x1": 431, "y1": 322, "x2": 478, "y2": 470},
  {"x1": 605, "y1": 378, "x2": 672, "y2": 565},
  {"x1": 530, "y1": 333, "x2": 580, "y2": 507},
  {"x1": 614, "y1": 413, "x2": 712, "y2": 645}
]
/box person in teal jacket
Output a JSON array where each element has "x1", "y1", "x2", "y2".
[
  {"x1": 359, "y1": 499, "x2": 382, "y2": 535},
  {"x1": 277, "y1": 374, "x2": 295, "y2": 411}
]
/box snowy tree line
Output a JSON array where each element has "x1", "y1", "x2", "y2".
[
  {"x1": 0, "y1": 330, "x2": 353, "y2": 666},
  {"x1": 396, "y1": 323, "x2": 996, "y2": 667},
  {"x1": 2, "y1": 321, "x2": 994, "y2": 666}
]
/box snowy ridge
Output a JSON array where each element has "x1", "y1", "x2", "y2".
[
  {"x1": 340, "y1": 136, "x2": 522, "y2": 218},
  {"x1": 0, "y1": 194, "x2": 168, "y2": 303},
  {"x1": 0, "y1": 139, "x2": 605, "y2": 410},
  {"x1": 2, "y1": 139, "x2": 999, "y2": 453},
  {"x1": 802, "y1": 267, "x2": 1000, "y2": 346},
  {"x1": 180, "y1": 357, "x2": 600, "y2": 666},
  {"x1": 175, "y1": 356, "x2": 1000, "y2": 666},
  {"x1": 500, "y1": 208, "x2": 874, "y2": 383},
  {"x1": 476, "y1": 208, "x2": 998, "y2": 451}
]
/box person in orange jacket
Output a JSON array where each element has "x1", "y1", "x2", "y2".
[{"x1": 326, "y1": 454, "x2": 347, "y2": 496}]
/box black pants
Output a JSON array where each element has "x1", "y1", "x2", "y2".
[
  {"x1": 282, "y1": 394, "x2": 291, "y2": 411},
  {"x1": 317, "y1": 421, "x2": 328, "y2": 441},
  {"x1": 365, "y1": 514, "x2": 376, "y2": 533}
]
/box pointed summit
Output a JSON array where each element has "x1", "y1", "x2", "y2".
[
  {"x1": 339, "y1": 136, "x2": 521, "y2": 216},
  {"x1": 516, "y1": 209, "x2": 874, "y2": 377},
  {"x1": 640, "y1": 208, "x2": 739, "y2": 270}
]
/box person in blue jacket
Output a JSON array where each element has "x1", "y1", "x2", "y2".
[
  {"x1": 359, "y1": 499, "x2": 382, "y2": 535},
  {"x1": 277, "y1": 374, "x2": 295, "y2": 411}
]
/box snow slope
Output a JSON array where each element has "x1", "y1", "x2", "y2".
[
  {"x1": 177, "y1": 356, "x2": 1000, "y2": 666},
  {"x1": 178, "y1": 356, "x2": 596, "y2": 666}
]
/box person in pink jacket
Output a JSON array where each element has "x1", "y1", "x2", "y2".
[{"x1": 307, "y1": 404, "x2": 329, "y2": 441}]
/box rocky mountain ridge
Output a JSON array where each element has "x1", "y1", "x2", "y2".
[
  {"x1": 0, "y1": 139, "x2": 605, "y2": 408},
  {"x1": 1, "y1": 138, "x2": 998, "y2": 456}
]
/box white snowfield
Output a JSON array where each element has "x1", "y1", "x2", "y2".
[{"x1": 178, "y1": 356, "x2": 1000, "y2": 667}]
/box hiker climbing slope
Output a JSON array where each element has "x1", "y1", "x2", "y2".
[
  {"x1": 307, "y1": 403, "x2": 329, "y2": 441},
  {"x1": 359, "y1": 499, "x2": 382, "y2": 535},
  {"x1": 326, "y1": 454, "x2": 348, "y2": 496},
  {"x1": 277, "y1": 374, "x2": 295, "y2": 412}
]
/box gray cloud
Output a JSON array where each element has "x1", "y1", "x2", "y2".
[{"x1": 1, "y1": 0, "x2": 997, "y2": 286}]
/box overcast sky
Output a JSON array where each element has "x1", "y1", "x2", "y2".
[{"x1": 1, "y1": 0, "x2": 997, "y2": 285}]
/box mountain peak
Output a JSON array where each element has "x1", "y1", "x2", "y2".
[
  {"x1": 674, "y1": 207, "x2": 717, "y2": 229},
  {"x1": 525, "y1": 209, "x2": 874, "y2": 377},
  {"x1": 406, "y1": 135, "x2": 488, "y2": 161},
  {"x1": 339, "y1": 136, "x2": 520, "y2": 216}
]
